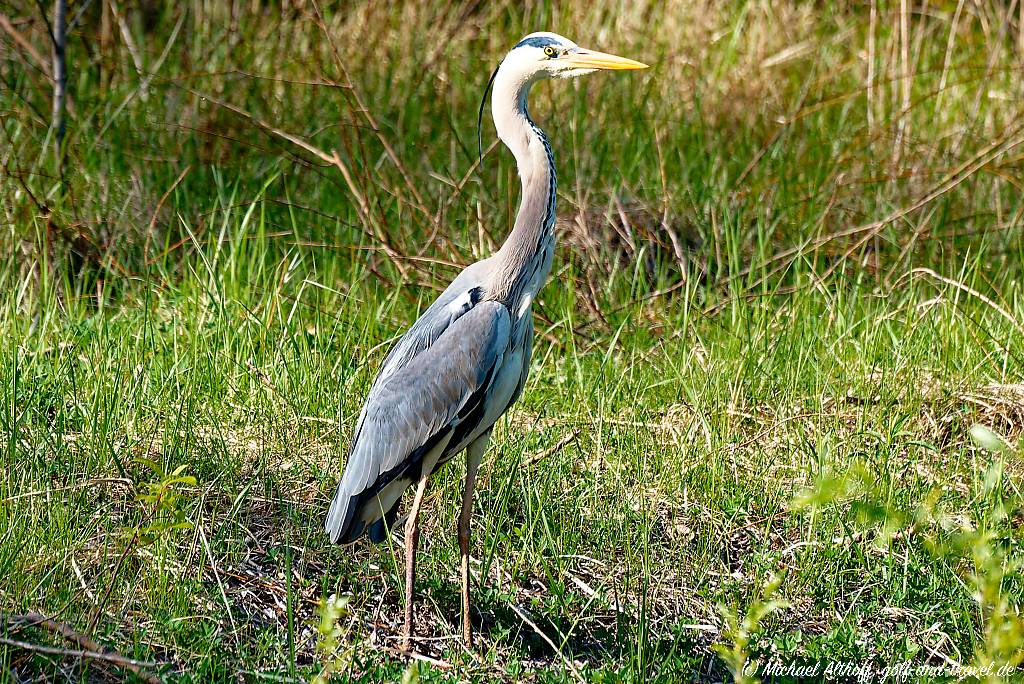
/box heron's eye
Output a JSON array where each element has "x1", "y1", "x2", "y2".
[{"x1": 543, "y1": 46, "x2": 557, "y2": 58}]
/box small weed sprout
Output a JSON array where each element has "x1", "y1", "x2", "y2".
[
  {"x1": 133, "y1": 459, "x2": 197, "y2": 546},
  {"x1": 714, "y1": 573, "x2": 788, "y2": 684},
  {"x1": 394, "y1": 664, "x2": 420, "y2": 684},
  {"x1": 89, "y1": 459, "x2": 198, "y2": 627},
  {"x1": 312, "y1": 594, "x2": 353, "y2": 684},
  {"x1": 960, "y1": 425, "x2": 1023, "y2": 680}
]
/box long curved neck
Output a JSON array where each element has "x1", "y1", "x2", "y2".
[{"x1": 488, "y1": 66, "x2": 557, "y2": 310}]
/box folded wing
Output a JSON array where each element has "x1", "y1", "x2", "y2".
[{"x1": 325, "y1": 299, "x2": 510, "y2": 544}]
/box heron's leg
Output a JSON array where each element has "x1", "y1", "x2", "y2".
[
  {"x1": 402, "y1": 474, "x2": 430, "y2": 651},
  {"x1": 459, "y1": 432, "x2": 490, "y2": 647}
]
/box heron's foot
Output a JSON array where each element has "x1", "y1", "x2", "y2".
[
  {"x1": 465, "y1": 640, "x2": 486, "y2": 666},
  {"x1": 400, "y1": 608, "x2": 415, "y2": 652}
]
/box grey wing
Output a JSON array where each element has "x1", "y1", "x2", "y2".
[{"x1": 325, "y1": 300, "x2": 511, "y2": 544}]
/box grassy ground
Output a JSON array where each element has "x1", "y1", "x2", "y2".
[{"x1": 2, "y1": 1, "x2": 1024, "y2": 681}]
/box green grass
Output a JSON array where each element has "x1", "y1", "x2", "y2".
[{"x1": 2, "y1": 1, "x2": 1024, "y2": 681}]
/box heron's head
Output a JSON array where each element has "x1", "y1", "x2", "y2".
[
  {"x1": 478, "y1": 33, "x2": 647, "y2": 161},
  {"x1": 501, "y1": 32, "x2": 648, "y2": 81}
]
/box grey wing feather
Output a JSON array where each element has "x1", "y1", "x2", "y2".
[
  {"x1": 373, "y1": 261, "x2": 490, "y2": 386},
  {"x1": 325, "y1": 299, "x2": 510, "y2": 544}
]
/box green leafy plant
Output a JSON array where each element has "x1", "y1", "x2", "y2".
[
  {"x1": 312, "y1": 594, "x2": 353, "y2": 684},
  {"x1": 794, "y1": 424, "x2": 1024, "y2": 682},
  {"x1": 87, "y1": 459, "x2": 198, "y2": 630},
  {"x1": 133, "y1": 459, "x2": 197, "y2": 546},
  {"x1": 715, "y1": 573, "x2": 788, "y2": 684},
  {"x1": 958, "y1": 426, "x2": 1023, "y2": 681}
]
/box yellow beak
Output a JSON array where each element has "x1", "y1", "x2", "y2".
[{"x1": 564, "y1": 48, "x2": 648, "y2": 71}]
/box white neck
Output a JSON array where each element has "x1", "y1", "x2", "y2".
[{"x1": 487, "y1": 63, "x2": 557, "y2": 307}]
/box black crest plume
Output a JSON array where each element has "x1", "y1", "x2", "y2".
[{"x1": 477, "y1": 60, "x2": 502, "y2": 166}]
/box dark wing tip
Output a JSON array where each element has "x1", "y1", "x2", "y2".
[{"x1": 325, "y1": 486, "x2": 362, "y2": 545}]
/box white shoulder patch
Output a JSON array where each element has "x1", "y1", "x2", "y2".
[
  {"x1": 517, "y1": 292, "x2": 533, "y2": 318},
  {"x1": 447, "y1": 290, "x2": 475, "y2": 316}
]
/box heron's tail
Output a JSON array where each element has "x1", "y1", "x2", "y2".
[{"x1": 325, "y1": 485, "x2": 400, "y2": 545}]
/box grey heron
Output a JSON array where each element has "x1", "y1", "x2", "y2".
[{"x1": 325, "y1": 32, "x2": 647, "y2": 650}]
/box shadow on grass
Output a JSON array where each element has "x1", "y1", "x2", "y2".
[{"x1": 422, "y1": 582, "x2": 733, "y2": 681}]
